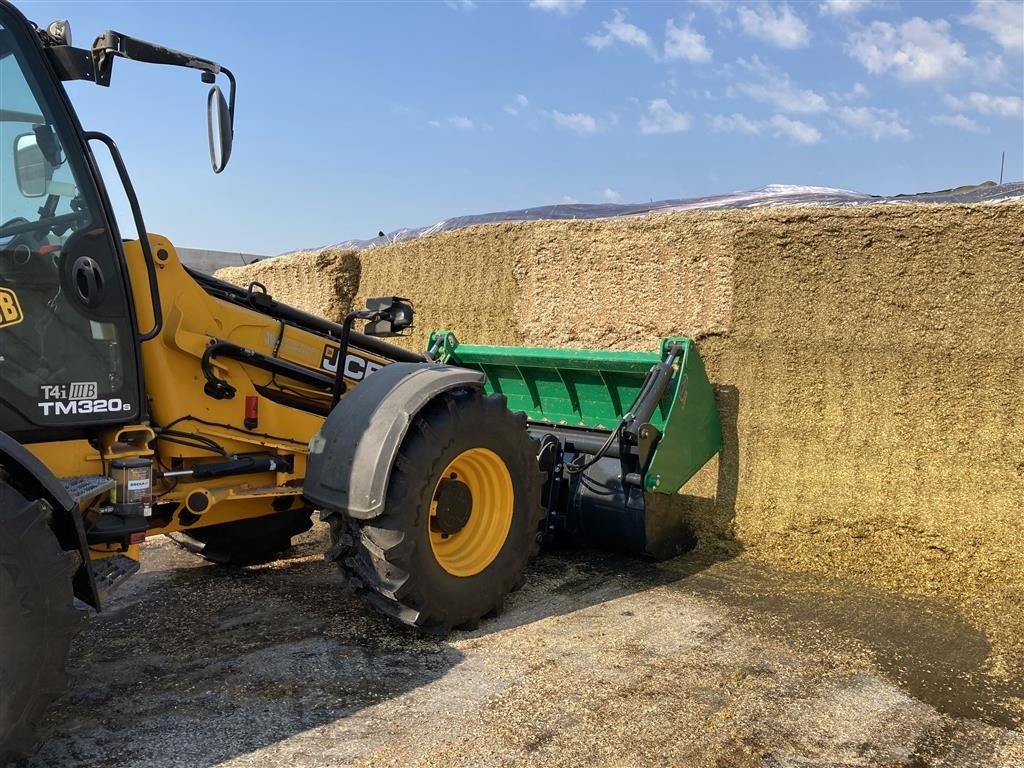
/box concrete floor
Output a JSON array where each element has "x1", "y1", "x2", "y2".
[{"x1": 18, "y1": 523, "x2": 1024, "y2": 768}]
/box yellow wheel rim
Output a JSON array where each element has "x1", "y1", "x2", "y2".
[{"x1": 429, "y1": 447, "x2": 514, "y2": 577}]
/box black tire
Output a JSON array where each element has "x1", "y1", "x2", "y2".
[
  {"x1": 323, "y1": 388, "x2": 543, "y2": 633},
  {"x1": 167, "y1": 507, "x2": 314, "y2": 565},
  {"x1": 0, "y1": 479, "x2": 84, "y2": 765}
]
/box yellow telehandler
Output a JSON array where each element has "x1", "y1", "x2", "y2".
[{"x1": 0, "y1": 3, "x2": 722, "y2": 762}]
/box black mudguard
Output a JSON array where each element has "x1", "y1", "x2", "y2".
[
  {"x1": 304, "y1": 362, "x2": 485, "y2": 520},
  {"x1": 0, "y1": 431, "x2": 99, "y2": 608}
]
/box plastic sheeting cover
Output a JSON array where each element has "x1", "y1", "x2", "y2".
[{"x1": 312, "y1": 182, "x2": 1024, "y2": 252}]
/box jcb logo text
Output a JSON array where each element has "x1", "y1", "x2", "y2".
[{"x1": 0, "y1": 288, "x2": 23, "y2": 329}]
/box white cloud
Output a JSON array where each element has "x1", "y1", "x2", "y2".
[
  {"x1": 950, "y1": 91, "x2": 1024, "y2": 117},
  {"x1": 695, "y1": 0, "x2": 732, "y2": 13},
  {"x1": 737, "y1": 4, "x2": 810, "y2": 49},
  {"x1": 831, "y1": 81, "x2": 871, "y2": 103},
  {"x1": 602, "y1": 188, "x2": 622, "y2": 203},
  {"x1": 836, "y1": 105, "x2": 911, "y2": 140},
  {"x1": 448, "y1": 115, "x2": 475, "y2": 129},
  {"x1": 665, "y1": 18, "x2": 713, "y2": 62},
  {"x1": 770, "y1": 114, "x2": 822, "y2": 144},
  {"x1": 819, "y1": 0, "x2": 875, "y2": 16},
  {"x1": 638, "y1": 99, "x2": 691, "y2": 134},
  {"x1": 709, "y1": 112, "x2": 821, "y2": 143},
  {"x1": 709, "y1": 113, "x2": 762, "y2": 134},
  {"x1": 529, "y1": 0, "x2": 586, "y2": 15},
  {"x1": 552, "y1": 110, "x2": 599, "y2": 133},
  {"x1": 735, "y1": 57, "x2": 828, "y2": 113},
  {"x1": 445, "y1": 0, "x2": 477, "y2": 11},
  {"x1": 586, "y1": 10, "x2": 654, "y2": 55},
  {"x1": 504, "y1": 93, "x2": 531, "y2": 116},
  {"x1": 974, "y1": 52, "x2": 1008, "y2": 83},
  {"x1": 931, "y1": 114, "x2": 989, "y2": 133},
  {"x1": 428, "y1": 120, "x2": 441, "y2": 128},
  {"x1": 847, "y1": 18, "x2": 970, "y2": 82},
  {"x1": 962, "y1": 1, "x2": 1024, "y2": 51},
  {"x1": 560, "y1": 195, "x2": 580, "y2": 204}
]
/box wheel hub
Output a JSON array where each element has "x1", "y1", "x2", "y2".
[
  {"x1": 428, "y1": 447, "x2": 515, "y2": 577},
  {"x1": 432, "y1": 478, "x2": 473, "y2": 535}
]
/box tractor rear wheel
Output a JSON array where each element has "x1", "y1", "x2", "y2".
[
  {"x1": 0, "y1": 478, "x2": 84, "y2": 765},
  {"x1": 323, "y1": 388, "x2": 542, "y2": 632},
  {"x1": 168, "y1": 507, "x2": 314, "y2": 565}
]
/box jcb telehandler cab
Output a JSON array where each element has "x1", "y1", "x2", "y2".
[{"x1": 0, "y1": 3, "x2": 722, "y2": 762}]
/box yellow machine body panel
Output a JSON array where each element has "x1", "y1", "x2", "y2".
[{"x1": 26, "y1": 236, "x2": 392, "y2": 553}]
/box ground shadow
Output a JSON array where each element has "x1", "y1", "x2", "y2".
[
  {"x1": 484, "y1": 383, "x2": 743, "y2": 632},
  {"x1": 672, "y1": 383, "x2": 741, "y2": 551}
]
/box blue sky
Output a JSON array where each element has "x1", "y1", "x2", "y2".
[{"x1": 16, "y1": 0, "x2": 1024, "y2": 254}]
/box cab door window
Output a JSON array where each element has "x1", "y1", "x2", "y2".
[{"x1": 0, "y1": 19, "x2": 139, "y2": 432}]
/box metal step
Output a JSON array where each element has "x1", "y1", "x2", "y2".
[
  {"x1": 90, "y1": 554, "x2": 140, "y2": 598},
  {"x1": 61, "y1": 475, "x2": 115, "y2": 506}
]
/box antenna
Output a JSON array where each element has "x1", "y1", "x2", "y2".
[{"x1": 999, "y1": 151, "x2": 1005, "y2": 185}]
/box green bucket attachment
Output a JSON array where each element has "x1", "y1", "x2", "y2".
[
  {"x1": 429, "y1": 332, "x2": 722, "y2": 494},
  {"x1": 427, "y1": 332, "x2": 724, "y2": 559}
]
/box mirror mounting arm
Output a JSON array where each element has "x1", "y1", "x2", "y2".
[
  {"x1": 41, "y1": 27, "x2": 237, "y2": 173},
  {"x1": 92, "y1": 30, "x2": 220, "y2": 77},
  {"x1": 90, "y1": 32, "x2": 235, "y2": 115},
  {"x1": 88, "y1": 32, "x2": 236, "y2": 173},
  {"x1": 43, "y1": 30, "x2": 234, "y2": 105}
]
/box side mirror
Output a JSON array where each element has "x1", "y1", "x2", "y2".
[
  {"x1": 364, "y1": 296, "x2": 414, "y2": 337},
  {"x1": 13, "y1": 133, "x2": 53, "y2": 197},
  {"x1": 206, "y1": 84, "x2": 233, "y2": 174}
]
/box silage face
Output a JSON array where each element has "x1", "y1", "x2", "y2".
[{"x1": 218, "y1": 203, "x2": 1024, "y2": 657}]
